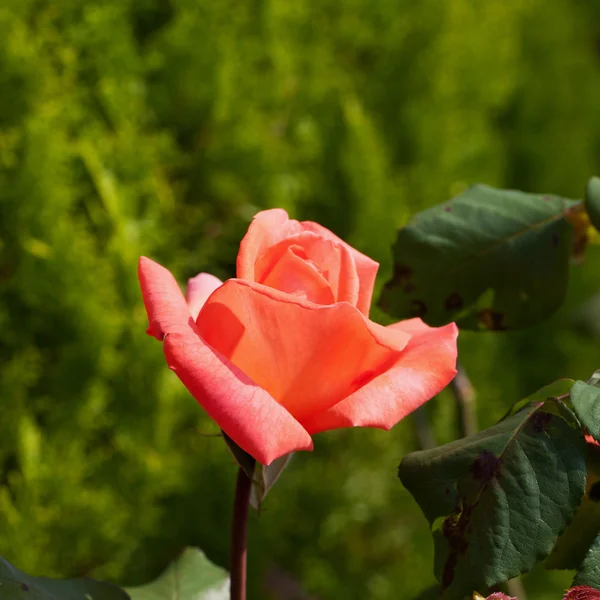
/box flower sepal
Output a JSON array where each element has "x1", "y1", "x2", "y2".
[{"x1": 222, "y1": 431, "x2": 293, "y2": 510}]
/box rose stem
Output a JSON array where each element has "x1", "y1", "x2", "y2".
[
  {"x1": 230, "y1": 464, "x2": 254, "y2": 600},
  {"x1": 449, "y1": 362, "x2": 527, "y2": 600}
]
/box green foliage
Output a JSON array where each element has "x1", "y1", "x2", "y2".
[
  {"x1": 126, "y1": 548, "x2": 228, "y2": 600},
  {"x1": 547, "y1": 373, "x2": 600, "y2": 570},
  {"x1": 572, "y1": 379, "x2": 600, "y2": 442},
  {"x1": 380, "y1": 185, "x2": 579, "y2": 330},
  {"x1": 574, "y1": 535, "x2": 600, "y2": 590},
  {"x1": 399, "y1": 391, "x2": 586, "y2": 599},
  {"x1": 0, "y1": 0, "x2": 600, "y2": 599},
  {"x1": 0, "y1": 555, "x2": 128, "y2": 600}
]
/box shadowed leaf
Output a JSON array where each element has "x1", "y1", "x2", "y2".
[
  {"x1": 399, "y1": 392, "x2": 586, "y2": 600},
  {"x1": 380, "y1": 184, "x2": 579, "y2": 330},
  {"x1": 572, "y1": 380, "x2": 600, "y2": 443},
  {"x1": 0, "y1": 555, "x2": 129, "y2": 599},
  {"x1": 572, "y1": 534, "x2": 600, "y2": 591},
  {"x1": 547, "y1": 403, "x2": 600, "y2": 572}
]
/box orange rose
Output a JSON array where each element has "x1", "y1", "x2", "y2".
[{"x1": 139, "y1": 209, "x2": 458, "y2": 464}]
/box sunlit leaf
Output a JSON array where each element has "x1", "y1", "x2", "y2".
[{"x1": 126, "y1": 548, "x2": 228, "y2": 600}]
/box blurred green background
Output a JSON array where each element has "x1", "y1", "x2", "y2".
[{"x1": 1, "y1": 0, "x2": 600, "y2": 598}]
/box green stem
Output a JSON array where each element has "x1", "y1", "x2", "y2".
[{"x1": 230, "y1": 465, "x2": 254, "y2": 600}]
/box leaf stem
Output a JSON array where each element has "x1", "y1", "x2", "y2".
[{"x1": 231, "y1": 465, "x2": 254, "y2": 600}]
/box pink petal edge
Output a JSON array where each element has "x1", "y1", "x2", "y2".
[
  {"x1": 186, "y1": 272, "x2": 223, "y2": 321},
  {"x1": 138, "y1": 256, "x2": 314, "y2": 465}
]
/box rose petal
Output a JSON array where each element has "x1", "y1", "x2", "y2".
[
  {"x1": 138, "y1": 256, "x2": 314, "y2": 465},
  {"x1": 302, "y1": 318, "x2": 458, "y2": 433},
  {"x1": 255, "y1": 231, "x2": 359, "y2": 305},
  {"x1": 196, "y1": 279, "x2": 411, "y2": 423},
  {"x1": 237, "y1": 209, "x2": 303, "y2": 281},
  {"x1": 300, "y1": 221, "x2": 379, "y2": 316},
  {"x1": 236, "y1": 209, "x2": 375, "y2": 314},
  {"x1": 187, "y1": 273, "x2": 223, "y2": 320},
  {"x1": 586, "y1": 433, "x2": 600, "y2": 447},
  {"x1": 258, "y1": 241, "x2": 336, "y2": 305}
]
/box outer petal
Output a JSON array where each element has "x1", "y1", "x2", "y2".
[
  {"x1": 300, "y1": 221, "x2": 379, "y2": 316},
  {"x1": 186, "y1": 273, "x2": 223, "y2": 321},
  {"x1": 138, "y1": 256, "x2": 314, "y2": 465},
  {"x1": 196, "y1": 279, "x2": 411, "y2": 423},
  {"x1": 302, "y1": 319, "x2": 458, "y2": 434}
]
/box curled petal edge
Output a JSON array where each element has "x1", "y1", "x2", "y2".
[
  {"x1": 301, "y1": 319, "x2": 458, "y2": 433},
  {"x1": 187, "y1": 272, "x2": 223, "y2": 321}
]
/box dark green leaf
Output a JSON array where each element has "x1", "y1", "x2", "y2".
[
  {"x1": 126, "y1": 548, "x2": 228, "y2": 600},
  {"x1": 586, "y1": 177, "x2": 600, "y2": 233},
  {"x1": 573, "y1": 535, "x2": 600, "y2": 589},
  {"x1": 571, "y1": 380, "x2": 600, "y2": 443},
  {"x1": 399, "y1": 397, "x2": 586, "y2": 600},
  {"x1": 549, "y1": 444, "x2": 600, "y2": 572},
  {"x1": 0, "y1": 555, "x2": 129, "y2": 599},
  {"x1": 380, "y1": 184, "x2": 579, "y2": 330},
  {"x1": 548, "y1": 405, "x2": 600, "y2": 571},
  {"x1": 502, "y1": 380, "x2": 574, "y2": 420},
  {"x1": 546, "y1": 487, "x2": 600, "y2": 571}
]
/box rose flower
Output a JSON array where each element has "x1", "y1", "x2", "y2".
[{"x1": 139, "y1": 209, "x2": 458, "y2": 464}]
